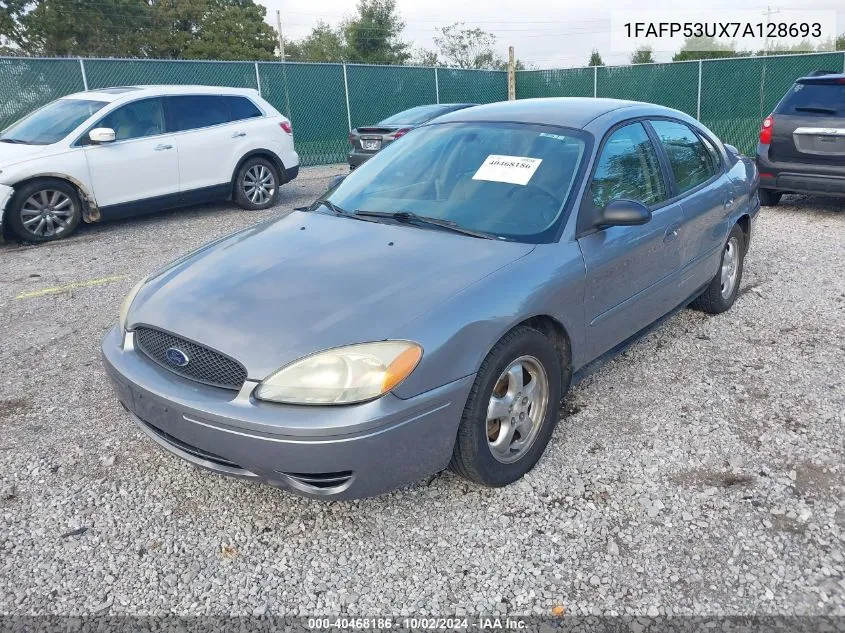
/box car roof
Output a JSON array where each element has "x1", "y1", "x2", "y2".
[
  {"x1": 60, "y1": 84, "x2": 261, "y2": 103},
  {"x1": 433, "y1": 97, "x2": 679, "y2": 129},
  {"x1": 797, "y1": 72, "x2": 845, "y2": 82}
]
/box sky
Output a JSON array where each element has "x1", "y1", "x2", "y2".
[{"x1": 260, "y1": 0, "x2": 845, "y2": 69}]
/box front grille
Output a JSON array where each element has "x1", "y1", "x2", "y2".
[{"x1": 134, "y1": 326, "x2": 247, "y2": 390}]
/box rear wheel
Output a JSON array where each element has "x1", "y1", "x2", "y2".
[
  {"x1": 450, "y1": 326, "x2": 563, "y2": 487},
  {"x1": 690, "y1": 224, "x2": 745, "y2": 315},
  {"x1": 759, "y1": 189, "x2": 781, "y2": 207},
  {"x1": 234, "y1": 157, "x2": 280, "y2": 210},
  {"x1": 7, "y1": 179, "x2": 81, "y2": 242}
]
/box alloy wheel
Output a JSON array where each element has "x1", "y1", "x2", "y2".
[
  {"x1": 243, "y1": 164, "x2": 276, "y2": 206},
  {"x1": 720, "y1": 236, "x2": 740, "y2": 300},
  {"x1": 19, "y1": 190, "x2": 75, "y2": 239},
  {"x1": 486, "y1": 355, "x2": 549, "y2": 464}
]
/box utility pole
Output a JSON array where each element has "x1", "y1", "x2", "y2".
[
  {"x1": 762, "y1": 5, "x2": 780, "y2": 54},
  {"x1": 507, "y1": 46, "x2": 516, "y2": 101},
  {"x1": 276, "y1": 10, "x2": 285, "y2": 61}
]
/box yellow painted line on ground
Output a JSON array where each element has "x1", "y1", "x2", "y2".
[{"x1": 15, "y1": 274, "x2": 129, "y2": 300}]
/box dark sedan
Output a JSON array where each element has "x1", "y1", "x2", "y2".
[{"x1": 347, "y1": 103, "x2": 476, "y2": 169}]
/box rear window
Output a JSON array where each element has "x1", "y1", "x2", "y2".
[
  {"x1": 775, "y1": 81, "x2": 845, "y2": 117},
  {"x1": 224, "y1": 95, "x2": 262, "y2": 121}
]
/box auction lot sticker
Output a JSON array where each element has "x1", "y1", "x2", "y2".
[{"x1": 472, "y1": 155, "x2": 542, "y2": 186}]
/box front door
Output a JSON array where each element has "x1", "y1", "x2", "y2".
[
  {"x1": 83, "y1": 97, "x2": 180, "y2": 215},
  {"x1": 577, "y1": 121, "x2": 684, "y2": 360}
]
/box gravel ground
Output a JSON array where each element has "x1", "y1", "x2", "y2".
[{"x1": 0, "y1": 173, "x2": 843, "y2": 618}]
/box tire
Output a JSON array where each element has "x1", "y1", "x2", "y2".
[
  {"x1": 234, "y1": 157, "x2": 280, "y2": 210},
  {"x1": 690, "y1": 224, "x2": 745, "y2": 315},
  {"x1": 759, "y1": 189, "x2": 781, "y2": 207},
  {"x1": 6, "y1": 179, "x2": 82, "y2": 242},
  {"x1": 450, "y1": 326, "x2": 564, "y2": 487}
]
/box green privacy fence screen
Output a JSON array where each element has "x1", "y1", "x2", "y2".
[{"x1": 0, "y1": 52, "x2": 842, "y2": 165}]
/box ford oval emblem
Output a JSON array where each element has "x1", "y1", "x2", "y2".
[{"x1": 165, "y1": 347, "x2": 190, "y2": 367}]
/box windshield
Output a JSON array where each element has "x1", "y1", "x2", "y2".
[
  {"x1": 378, "y1": 105, "x2": 455, "y2": 126},
  {"x1": 327, "y1": 122, "x2": 589, "y2": 242},
  {"x1": 1, "y1": 98, "x2": 107, "y2": 145}
]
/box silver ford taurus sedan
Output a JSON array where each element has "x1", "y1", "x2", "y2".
[{"x1": 102, "y1": 98, "x2": 760, "y2": 499}]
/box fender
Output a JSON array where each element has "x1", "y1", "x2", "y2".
[
  {"x1": 4, "y1": 172, "x2": 101, "y2": 224},
  {"x1": 230, "y1": 149, "x2": 289, "y2": 188}
]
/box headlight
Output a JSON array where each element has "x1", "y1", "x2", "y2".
[
  {"x1": 255, "y1": 341, "x2": 422, "y2": 405},
  {"x1": 119, "y1": 277, "x2": 147, "y2": 334}
]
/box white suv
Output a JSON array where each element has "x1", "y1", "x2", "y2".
[{"x1": 0, "y1": 85, "x2": 299, "y2": 242}]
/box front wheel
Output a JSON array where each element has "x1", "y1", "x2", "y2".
[
  {"x1": 6, "y1": 179, "x2": 82, "y2": 242},
  {"x1": 234, "y1": 158, "x2": 280, "y2": 210},
  {"x1": 450, "y1": 326, "x2": 563, "y2": 487},
  {"x1": 690, "y1": 224, "x2": 745, "y2": 314}
]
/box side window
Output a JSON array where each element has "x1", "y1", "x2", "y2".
[
  {"x1": 224, "y1": 96, "x2": 262, "y2": 121},
  {"x1": 166, "y1": 95, "x2": 230, "y2": 132},
  {"x1": 698, "y1": 132, "x2": 722, "y2": 170},
  {"x1": 95, "y1": 98, "x2": 165, "y2": 141},
  {"x1": 650, "y1": 120, "x2": 718, "y2": 194},
  {"x1": 591, "y1": 122, "x2": 666, "y2": 209}
]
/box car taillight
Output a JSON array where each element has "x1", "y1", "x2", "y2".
[
  {"x1": 393, "y1": 127, "x2": 411, "y2": 139},
  {"x1": 279, "y1": 121, "x2": 292, "y2": 134},
  {"x1": 759, "y1": 115, "x2": 773, "y2": 144},
  {"x1": 348, "y1": 132, "x2": 355, "y2": 146}
]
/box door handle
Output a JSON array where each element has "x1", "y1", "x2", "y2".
[
  {"x1": 231, "y1": 132, "x2": 246, "y2": 138},
  {"x1": 663, "y1": 223, "x2": 681, "y2": 243},
  {"x1": 154, "y1": 144, "x2": 173, "y2": 151}
]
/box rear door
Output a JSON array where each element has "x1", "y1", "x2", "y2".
[
  {"x1": 577, "y1": 121, "x2": 684, "y2": 360},
  {"x1": 164, "y1": 94, "x2": 246, "y2": 196},
  {"x1": 647, "y1": 118, "x2": 730, "y2": 295},
  {"x1": 770, "y1": 78, "x2": 845, "y2": 164}
]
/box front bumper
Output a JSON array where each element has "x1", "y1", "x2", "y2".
[
  {"x1": 0, "y1": 184, "x2": 14, "y2": 238},
  {"x1": 101, "y1": 325, "x2": 473, "y2": 499}
]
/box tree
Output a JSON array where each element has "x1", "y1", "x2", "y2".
[
  {"x1": 146, "y1": 0, "x2": 278, "y2": 60},
  {"x1": 342, "y1": 0, "x2": 410, "y2": 64},
  {"x1": 837, "y1": 33, "x2": 844, "y2": 51},
  {"x1": 672, "y1": 37, "x2": 747, "y2": 61},
  {"x1": 430, "y1": 22, "x2": 504, "y2": 69},
  {"x1": 0, "y1": 0, "x2": 278, "y2": 59},
  {"x1": 629, "y1": 46, "x2": 655, "y2": 64},
  {"x1": 588, "y1": 49, "x2": 604, "y2": 66},
  {"x1": 285, "y1": 21, "x2": 345, "y2": 62},
  {"x1": 0, "y1": 0, "x2": 149, "y2": 56}
]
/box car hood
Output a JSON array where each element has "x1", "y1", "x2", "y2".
[
  {"x1": 0, "y1": 142, "x2": 53, "y2": 168},
  {"x1": 129, "y1": 211, "x2": 534, "y2": 380}
]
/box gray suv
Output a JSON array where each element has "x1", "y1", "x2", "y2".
[{"x1": 756, "y1": 72, "x2": 845, "y2": 205}]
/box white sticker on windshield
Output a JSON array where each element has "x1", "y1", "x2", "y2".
[{"x1": 472, "y1": 155, "x2": 542, "y2": 186}]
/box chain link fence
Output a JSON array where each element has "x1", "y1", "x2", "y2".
[{"x1": 0, "y1": 52, "x2": 843, "y2": 165}]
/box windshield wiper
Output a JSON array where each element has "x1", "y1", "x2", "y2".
[
  {"x1": 354, "y1": 210, "x2": 496, "y2": 240},
  {"x1": 0, "y1": 138, "x2": 28, "y2": 144},
  {"x1": 794, "y1": 106, "x2": 838, "y2": 115},
  {"x1": 307, "y1": 199, "x2": 353, "y2": 216}
]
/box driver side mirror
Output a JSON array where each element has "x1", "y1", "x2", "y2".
[
  {"x1": 88, "y1": 127, "x2": 115, "y2": 144},
  {"x1": 595, "y1": 199, "x2": 652, "y2": 228}
]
